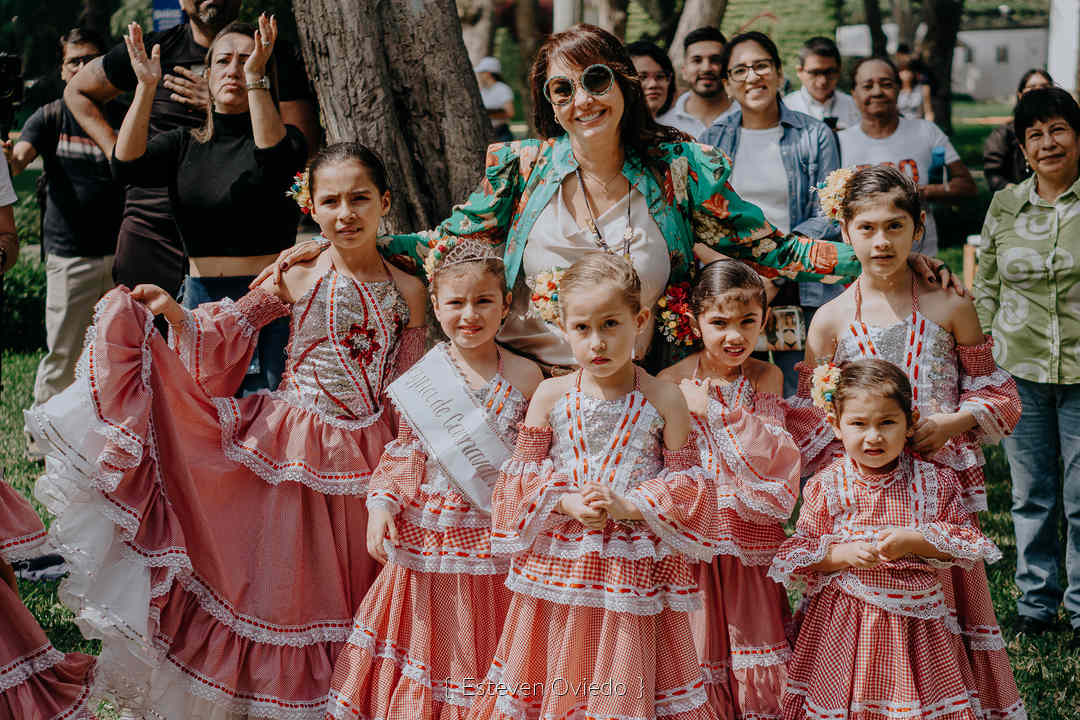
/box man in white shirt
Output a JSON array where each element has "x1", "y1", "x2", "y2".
[
  {"x1": 658, "y1": 27, "x2": 737, "y2": 139},
  {"x1": 783, "y1": 36, "x2": 861, "y2": 131},
  {"x1": 839, "y1": 56, "x2": 976, "y2": 254}
]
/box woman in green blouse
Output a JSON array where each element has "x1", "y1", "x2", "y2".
[
  {"x1": 259, "y1": 24, "x2": 948, "y2": 371},
  {"x1": 974, "y1": 86, "x2": 1080, "y2": 641}
]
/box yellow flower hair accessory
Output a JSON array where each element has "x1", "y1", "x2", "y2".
[
  {"x1": 814, "y1": 167, "x2": 856, "y2": 222},
  {"x1": 286, "y1": 169, "x2": 312, "y2": 215},
  {"x1": 811, "y1": 362, "x2": 842, "y2": 411},
  {"x1": 527, "y1": 267, "x2": 566, "y2": 324}
]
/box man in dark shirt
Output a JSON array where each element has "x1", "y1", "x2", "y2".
[
  {"x1": 5, "y1": 28, "x2": 122, "y2": 415},
  {"x1": 65, "y1": 0, "x2": 318, "y2": 295}
]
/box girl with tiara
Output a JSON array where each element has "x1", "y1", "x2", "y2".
[
  {"x1": 467, "y1": 253, "x2": 722, "y2": 720},
  {"x1": 773, "y1": 359, "x2": 1002, "y2": 720},
  {"x1": 325, "y1": 239, "x2": 542, "y2": 720},
  {"x1": 24, "y1": 142, "x2": 428, "y2": 719},
  {"x1": 786, "y1": 165, "x2": 1025, "y2": 719},
  {"x1": 1, "y1": 479, "x2": 97, "y2": 718},
  {"x1": 660, "y1": 259, "x2": 800, "y2": 719}
]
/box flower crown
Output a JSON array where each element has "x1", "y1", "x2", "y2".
[
  {"x1": 813, "y1": 167, "x2": 856, "y2": 222},
  {"x1": 658, "y1": 282, "x2": 699, "y2": 347},
  {"x1": 527, "y1": 267, "x2": 565, "y2": 324},
  {"x1": 422, "y1": 236, "x2": 503, "y2": 279},
  {"x1": 286, "y1": 169, "x2": 312, "y2": 215},
  {"x1": 810, "y1": 362, "x2": 842, "y2": 412}
]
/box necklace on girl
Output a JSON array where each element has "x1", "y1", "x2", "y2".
[{"x1": 575, "y1": 165, "x2": 634, "y2": 260}]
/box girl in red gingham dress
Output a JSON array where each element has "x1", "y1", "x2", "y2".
[
  {"x1": 467, "y1": 254, "x2": 722, "y2": 720},
  {"x1": 773, "y1": 359, "x2": 1003, "y2": 720},
  {"x1": 660, "y1": 260, "x2": 799, "y2": 720},
  {"x1": 785, "y1": 166, "x2": 1024, "y2": 720},
  {"x1": 325, "y1": 240, "x2": 542, "y2": 720}
]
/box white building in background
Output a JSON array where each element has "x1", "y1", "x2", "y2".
[{"x1": 1048, "y1": 0, "x2": 1079, "y2": 94}]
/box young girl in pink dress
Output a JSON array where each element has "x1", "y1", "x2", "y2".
[
  {"x1": 785, "y1": 165, "x2": 1024, "y2": 719},
  {"x1": 773, "y1": 359, "x2": 1002, "y2": 720},
  {"x1": 660, "y1": 260, "x2": 799, "y2": 720},
  {"x1": 324, "y1": 241, "x2": 542, "y2": 720},
  {"x1": 25, "y1": 142, "x2": 428, "y2": 719},
  {"x1": 1, "y1": 479, "x2": 97, "y2": 719},
  {"x1": 466, "y1": 253, "x2": 721, "y2": 720}
]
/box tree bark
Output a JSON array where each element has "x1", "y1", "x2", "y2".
[
  {"x1": 863, "y1": 0, "x2": 888, "y2": 56},
  {"x1": 515, "y1": 0, "x2": 542, "y2": 134},
  {"x1": 890, "y1": 0, "x2": 916, "y2": 47},
  {"x1": 921, "y1": 0, "x2": 962, "y2": 133},
  {"x1": 457, "y1": 0, "x2": 497, "y2": 63},
  {"x1": 293, "y1": 0, "x2": 491, "y2": 234},
  {"x1": 668, "y1": 0, "x2": 729, "y2": 73},
  {"x1": 591, "y1": 0, "x2": 630, "y2": 39}
]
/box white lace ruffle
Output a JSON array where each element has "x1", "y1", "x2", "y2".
[
  {"x1": 957, "y1": 623, "x2": 1006, "y2": 651},
  {"x1": 961, "y1": 398, "x2": 1013, "y2": 445},
  {"x1": 385, "y1": 541, "x2": 508, "y2": 575},
  {"x1": 0, "y1": 643, "x2": 66, "y2": 694},
  {"x1": 0, "y1": 527, "x2": 50, "y2": 562},
  {"x1": 401, "y1": 494, "x2": 492, "y2": 530},
  {"x1": 213, "y1": 396, "x2": 371, "y2": 495},
  {"x1": 961, "y1": 489, "x2": 989, "y2": 514},
  {"x1": 489, "y1": 459, "x2": 564, "y2": 556},
  {"x1": 528, "y1": 524, "x2": 678, "y2": 563},
  {"x1": 504, "y1": 565, "x2": 701, "y2": 616},
  {"x1": 628, "y1": 470, "x2": 717, "y2": 562},
  {"x1": 835, "y1": 573, "x2": 948, "y2": 620},
  {"x1": 711, "y1": 538, "x2": 777, "y2": 567},
  {"x1": 920, "y1": 522, "x2": 1002, "y2": 565},
  {"x1": 698, "y1": 660, "x2": 730, "y2": 685},
  {"x1": 931, "y1": 441, "x2": 985, "y2": 473},
  {"x1": 845, "y1": 692, "x2": 979, "y2": 720},
  {"x1": 960, "y1": 367, "x2": 1012, "y2": 393},
  {"x1": 767, "y1": 534, "x2": 845, "y2": 589},
  {"x1": 365, "y1": 495, "x2": 401, "y2": 517},
  {"x1": 980, "y1": 697, "x2": 1029, "y2": 720},
  {"x1": 729, "y1": 641, "x2": 792, "y2": 670}
]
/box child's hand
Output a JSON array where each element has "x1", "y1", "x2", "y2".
[
  {"x1": 557, "y1": 492, "x2": 607, "y2": 529},
  {"x1": 909, "y1": 413, "x2": 964, "y2": 455},
  {"x1": 837, "y1": 541, "x2": 881, "y2": 569},
  {"x1": 678, "y1": 378, "x2": 710, "y2": 417},
  {"x1": 582, "y1": 482, "x2": 642, "y2": 522},
  {"x1": 366, "y1": 506, "x2": 399, "y2": 564},
  {"x1": 876, "y1": 527, "x2": 922, "y2": 562},
  {"x1": 130, "y1": 284, "x2": 185, "y2": 327}
]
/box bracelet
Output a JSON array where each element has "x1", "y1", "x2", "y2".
[{"x1": 245, "y1": 76, "x2": 271, "y2": 91}]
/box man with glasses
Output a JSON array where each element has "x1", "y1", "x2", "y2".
[
  {"x1": 4, "y1": 28, "x2": 123, "y2": 444},
  {"x1": 784, "y1": 36, "x2": 860, "y2": 132},
  {"x1": 659, "y1": 26, "x2": 737, "y2": 139}
]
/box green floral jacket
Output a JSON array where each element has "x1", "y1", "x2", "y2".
[{"x1": 378, "y1": 136, "x2": 859, "y2": 288}]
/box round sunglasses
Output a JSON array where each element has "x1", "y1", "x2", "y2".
[{"x1": 543, "y1": 64, "x2": 616, "y2": 107}]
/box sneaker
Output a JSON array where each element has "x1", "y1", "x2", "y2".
[
  {"x1": 12, "y1": 553, "x2": 69, "y2": 582},
  {"x1": 1016, "y1": 615, "x2": 1056, "y2": 635}
]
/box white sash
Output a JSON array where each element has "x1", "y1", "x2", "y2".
[{"x1": 386, "y1": 347, "x2": 513, "y2": 514}]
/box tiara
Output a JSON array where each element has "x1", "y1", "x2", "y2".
[{"x1": 423, "y1": 236, "x2": 503, "y2": 279}]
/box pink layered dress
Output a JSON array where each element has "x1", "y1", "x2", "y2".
[
  {"x1": 0, "y1": 480, "x2": 97, "y2": 719},
  {"x1": 688, "y1": 374, "x2": 799, "y2": 720},
  {"x1": 466, "y1": 369, "x2": 722, "y2": 720},
  {"x1": 24, "y1": 266, "x2": 424, "y2": 720},
  {"x1": 325, "y1": 344, "x2": 529, "y2": 720},
  {"x1": 770, "y1": 454, "x2": 1002, "y2": 720},
  {"x1": 784, "y1": 281, "x2": 1025, "y2": 720}
]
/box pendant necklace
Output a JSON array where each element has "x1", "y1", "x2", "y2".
[{"x1": 575, "y1": 165, "x2": 634, "y2": 260}]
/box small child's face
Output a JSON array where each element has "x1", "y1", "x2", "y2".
[
  {"x1": 830, "y1": 390, "x2": 911, "y2": 471},
  {"x1": 696, "y1": 290, "x2": 766, "y2": 373},
  {"x1": 841, "y1": 194, "x2": 925, "y2": 280},
  {"x1": 310, "y1": 160, "x2": 390, "y2": 248},
  {"x1": 431, "y1": 268, "x2": 509, "y2": 350},
  {"x1": 561, "y1": 283, "x2": 648, "y2": 378}
]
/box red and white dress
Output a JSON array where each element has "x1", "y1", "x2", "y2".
[
  {"x1": 325, "y1": 344, "x2": 529, "y2": 720},
  {"x1": 1, "y1": 479, "x2": 96, "y2": 719},
  {"x1": 24, "y1": 264, "x2": 424, "y2": 720},
  {"x1": 466, "y1": 369, "x2": 721, "y2": 720},
  {"x1": 689, "y1": 374, "x2": 799, "y2": 720},
  {"x1": 785, "y1": 280, "x2": 1025, "y2": 720},
  {"x1": 770, "y1": 454, "x2": 1002, "y2": 720}
]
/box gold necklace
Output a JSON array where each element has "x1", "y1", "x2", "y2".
[{"x1": 575, "y1": 165, "x2": 634, "y2": 259}]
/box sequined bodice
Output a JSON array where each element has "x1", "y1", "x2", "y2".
[
  {"x1": 549, "y1": 388, "x2": 665, "y2": 495},
  {"x1": 277, "y1": 269, "x2": 409, "y2": 427},
  {"x1": 836, "y1": 312, "x2": 960, "y2": 415}
]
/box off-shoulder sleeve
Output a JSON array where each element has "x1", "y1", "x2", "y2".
[
  {"x1": 784, "y1": 361, "x2": 843, "y2": 477},
  {"x1": 168, "y1": 288, "x2": 291, "y2": 399},
  {"x1": 703, "y1": 393, "x2": 800, "y2": 521},
  {"x1": 627, "y1": 436, "x2": 720, "y2": 562},
  {"x1": 378, "y1": 141, "x2": 529, "y2": 280},
  {"x1": 955, "y1": 337, "x2": 1021, "y2": 444},
  {"x1": 366, "y1": 417, "x2": 428, "y2": 516},
  {"x1": 919, "y1": 464, "x2": 1002, "y2": 568},
  {"x1": 489, "y1": 424, "x2": 566, "y2": 555},
  {"x1": 682, "y1": 142, "x2": 860, "y2": 282},
  {"x1": 768, "y1": 471, "x2": 841, "y2": 589}
]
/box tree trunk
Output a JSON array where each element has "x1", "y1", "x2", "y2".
[
  {"x1": 591, "y1": 0, "x2": 630, "y2": 39},
  {"x1": 457, "y1": 0, "x2": 497, "y2": 63},
  {"x1": 863, "y1": 0, "x2": 888, "y2": 56},
  {"x1": 293, "y1": 0, "x2": 491, "y2": 234},
  {"x1": 890, "y1": 0, "x2": 916, "y2": 47},
  {"x1": 516, "y1": 0, "x2": 542, "y2": 134},
  {"x1": 921, "y1": 0, "x2": 962, "y2": 133},
  {"x1": 668, "y1": 0, "x2": 728, "y2": 74}
]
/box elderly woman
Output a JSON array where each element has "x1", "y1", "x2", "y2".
[
  {"x1": 627, "y1": 39, "x2": 676, "y2": 118},
  {"x1": 264, "y1": 24, "x2": 947, "y2": 375},
  {"x1": 974, "y1": 86, "x2": 1080, "y2": 644}
]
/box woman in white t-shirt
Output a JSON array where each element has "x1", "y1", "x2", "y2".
[{"x1": 475, "y1": 56, "x2": 515, "y2": 142}]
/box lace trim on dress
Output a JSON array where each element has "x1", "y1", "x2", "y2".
[
  {"x1": 528, "y1": 525, "x2": 679, "y2": 562},
  {"x1": 920, "y1": 522, "x2": 1002, "y2": 566},
  {"x1": 0, "y1": 643, "x2": 66, "y2": 694},
  {"x1": 504, "y1": 562, "x2": 702, "y2": 615},
  {"x1": 699, "y1": 659, "x2": 730, "y2": 685},
  {"x1": 835, "y1": 573, "x2": 948, "y2": 619},
  {"x1": 489, "y1": 459, "x2": 566, "y2": 556},
  {"x1": 384, "y1": 540, "x2": 508, "y2": 575},
  {"x1": 846, "y1": 692, "x2": 982, "y2": 720},
  {"x1": 958, "y1": 623, "x2": 1006, "y2": 651},
  {"x1": 213, "y1": 397, "x2": 371, "y2": 495},
  {"x1": 729, "y1": 641, "x2": 792, "y2": 670},
  {"x1": 961, "y1": 398, "x2": 1013, "y2": 445},
  {"x1": 628, "y1": 468, "x2": 719, "y2": 562},
  {"x1": 960, "y1": 489, "x2": 989, "y2": 514},
  {"x1": 0, "y1": 527, "x2": 50, "y2": 562},
  {"x1": 401, "y1": 494, "x2": 493, "y2": 530},
  {"x1": 767, "y1": 533, "x2": 846, "y2": 589},
  {"x1": 961, "y1": 367, "x2": 1013, "y2": 393},
  {"x1": 365, "y1": 494, "x2": 401, "y2": 516}
]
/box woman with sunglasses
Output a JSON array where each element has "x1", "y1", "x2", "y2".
[
  {"x1": 700, "y1": 31, "x2": 841, "y2": 398},
  {"x1": 258, "y1": 23, "x2": 952, "y2": 376}
]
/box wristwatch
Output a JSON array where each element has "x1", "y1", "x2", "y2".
[{"x1": 245, "y1": 76, "x2": 271, "y2": 91}]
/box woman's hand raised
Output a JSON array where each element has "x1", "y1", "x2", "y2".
[
  {"x1": 123, "y1": 22, "x2": 161, "y2": 89},
  {"x1": 245, "y1": 13, "x2": 277, "y2": 80}
]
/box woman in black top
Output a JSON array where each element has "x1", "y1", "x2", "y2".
[
  {"x1": 113, "y1": 14, "x2": 306, "y2": 393},
  {"x1": 983, "y1": 69, "x2": 1053, "y2": 191}
]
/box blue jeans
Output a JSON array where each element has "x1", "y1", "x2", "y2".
[
  {"x1": 1001, "y1": 376, "x2": 1080, "y2": 628},
  {"x1": 180, "y1": 275, "x2": 289, "y2": 396}
]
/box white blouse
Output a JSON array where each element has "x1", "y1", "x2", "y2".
[{"x1": 498, "y1": 181, "x2": 670, "y2": 367}]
